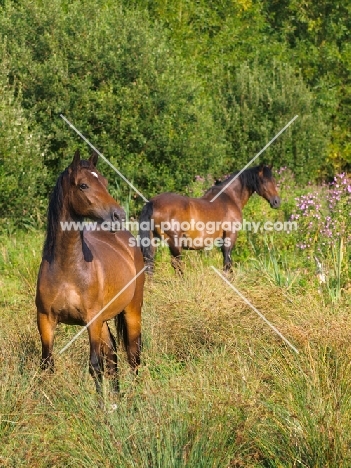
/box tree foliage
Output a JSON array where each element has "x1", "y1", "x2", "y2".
[
  {"x1": 0, "y1": 0, "x2": 349, "y2": 223},
  {"x1": 0, "y1": 50, "x2": 46, "y2": 225}
]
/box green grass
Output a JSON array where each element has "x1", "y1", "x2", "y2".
[{"x1": 1, "y1": 230, "x2": 351, "y2": 467}]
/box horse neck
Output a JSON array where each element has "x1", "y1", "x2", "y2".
[
  {"x1": 45, "y1": 202, "x2": 86, "y2": 267},
  {"x1": 218, "y1": 177, "x2": 254, "y2": 209}
]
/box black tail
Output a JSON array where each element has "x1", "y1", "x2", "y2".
[
  {"x1": 138, "y1": 201, "x2": 154, "y2": 272},
  {"x1": 116, "y1": 312, "x2": 128, "y2": 351}
]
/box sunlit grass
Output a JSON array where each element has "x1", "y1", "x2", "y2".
[{"x1": 1, "y1": 230, "x2": 351, "y2": 467}]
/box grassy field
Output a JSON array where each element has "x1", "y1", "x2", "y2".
[{"x1": 1, "y1": 213, "x2": 351, "y2": 467}]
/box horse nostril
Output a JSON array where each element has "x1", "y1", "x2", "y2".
[{"x1": 112, "y1": 209, "x2": 126, "y2": 227}]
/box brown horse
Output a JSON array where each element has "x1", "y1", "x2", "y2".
[
  {"x1": 138, "y1": 164, "x2": 280, "y2": 273},
  {"x1": 36, "y1": 150, "x2": 145, "y2": 394}
]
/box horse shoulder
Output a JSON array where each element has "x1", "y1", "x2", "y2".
[{"x1": 94, "y1": 231, "x2": 143, "y2": 273}]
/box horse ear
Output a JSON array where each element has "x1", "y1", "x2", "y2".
[
  {"x1": 258, "y1": 163, "x2": 264, "y2": 175},
  {"x1": 89, "y1": 150, "x2": 98, "y2": 167},
  {"x1": 72, "y1": 149, "x2": 80, "y2": 170}
]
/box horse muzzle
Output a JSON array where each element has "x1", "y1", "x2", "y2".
[
  {"x1": 112, "y1": 208, "x2": 126, "y2": 222},
  {"x1": 109, "y1": 207, "x2": 126, "y2": 230},
  {"x1": 270, "y1": 196, "x2": 281, "y2": 208}
]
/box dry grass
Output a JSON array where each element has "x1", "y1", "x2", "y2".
[{"x1": 1, "y1": 232, "x2": 351, "y2": 467}]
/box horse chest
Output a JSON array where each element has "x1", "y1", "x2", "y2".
[
  {"x1": 56, "y1": 286, "x2": 80, "y2": 317},
  {"x1": 44, "y1": 282, "x2": 97, "y2": 324}
]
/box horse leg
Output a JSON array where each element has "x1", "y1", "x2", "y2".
[
  {"x1": 139, "y1": 201, "x2": 155, "y2": 274},
  {"x1": 37, "y1": 312, "x2": 56, "y2": 372},
  {"x1": 119, "y1": 294, "x2": 142, "y2": 374},
  {"x1": 222, "y1": 233, "x2": 237, "y2": 272},
  {"x1": 123, "y1": 310, "x2": 142, "y2": 373},
  {"x1": 167, "y1": 236, "x2": 184, "y2": 275},
  {"x1": 144, "y1": 232, "x2": 156, "y2": 275},
  {"x1": 87, "y1": 320, "x2": 104, "y2": 394},
  {"x1": 100, "y1": 322, "x2": 119, "y2": 393}
]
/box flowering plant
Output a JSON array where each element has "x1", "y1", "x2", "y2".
[{"x1": 291, "y1": 173, "x2": 351, "y2": 253}]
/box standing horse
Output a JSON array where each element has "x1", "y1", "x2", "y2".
[
  {"x1": 138, "y1": 164, "x2": 280, "y2": 273},
  {"x1": 36, "y1": 150, "x2": 144, "y2": 394}
]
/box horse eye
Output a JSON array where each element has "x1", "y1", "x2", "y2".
[{"x1": 79, "y1": 183, "x2": 89, "y2": 190}]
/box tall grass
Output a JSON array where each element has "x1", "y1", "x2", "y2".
[
  {"x1": 1, "y1": 231, "x2": 351, "y2": 467},
  {"x1": 250, "y1": 235, "x2": 299, "y2": 289},
  {"x1": 327, "y1": 237, "x2": 345, "y2": 304}
]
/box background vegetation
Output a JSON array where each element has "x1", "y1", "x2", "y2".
[{"x1": 1, "y1": 0, "x2": 350, "y2": 223}]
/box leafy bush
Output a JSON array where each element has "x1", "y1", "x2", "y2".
[
  {"x1": 0, "y1": 53, "x2": 46, "y2": 228},
  {"x1": 214, "y1": 61, "x2": 330, "y2": 183},
  {"x1": 0, "y1": 0, "x2": 345, "y2": 225},
  {"x1": 0, "y1": 0, "x2": 227, "y2": 209}
]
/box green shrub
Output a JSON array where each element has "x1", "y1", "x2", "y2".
[
  {"x1": 214, "y1": 60, "x2": 330, "y2": 183},
  {"x1": 0, "y1": 0, "x2": 228, "y2": 210},
  {"x1": 0, "y1": 52, "x2": 46, "y2": 228}
]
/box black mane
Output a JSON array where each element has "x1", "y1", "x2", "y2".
[
  {"x1": 207, "y1": 165, "x2": 273, "y2": 195},
  {"x1": 43, "y1": 169, "x2": 67, "y2": 261},
  {"x1": 43, "y1": 160, "x2": 92, "y2": 260}
]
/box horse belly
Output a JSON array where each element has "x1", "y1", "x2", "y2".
[
  {"x1": 181, "y1": 228, "x2": 223, "y2": 250},
  {"x1": 93, "y1": 287, "x2": 135, "y2": 323}
]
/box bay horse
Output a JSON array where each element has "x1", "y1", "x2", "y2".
[
  {"x1": 138, "y1": 164, "x2": 280, "y2": 273},
  {"x1": 36, "y1": 150, "x2": 144, "y2": 394}
]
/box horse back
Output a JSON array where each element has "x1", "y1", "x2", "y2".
[{"x1": 150, "y1": 191, "x2": 233, "y2": 225}]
